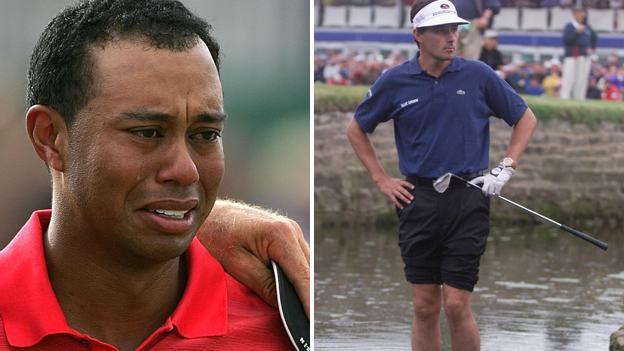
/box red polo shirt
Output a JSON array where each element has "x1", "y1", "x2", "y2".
[{"x1": 0, "y1": 210, "x2": 292, "y2": 350}]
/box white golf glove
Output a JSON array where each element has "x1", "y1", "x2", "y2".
[{"x1": 469, "y1": 162, "x2": 515, "y2": 197}]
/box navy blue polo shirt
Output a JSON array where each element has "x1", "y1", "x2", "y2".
[{"x1": 355, "y1": 55, "x2": 527, "y2": 179}]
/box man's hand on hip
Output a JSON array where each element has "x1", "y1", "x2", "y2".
[
  {"x1": 469, "y1": 162, "x2": 515, "y2": 197},
  {"x1": 375, "y1": 175, "x2": 415, "y2": 209},
  {"x1": 197, "y1": 199, "x2": 310, "y2": 318}
]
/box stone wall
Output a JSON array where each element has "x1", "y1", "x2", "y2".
[{"x1": 315, "y1": 112, "x2": 624, "y2": 226}]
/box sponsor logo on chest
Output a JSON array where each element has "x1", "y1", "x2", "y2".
[{"x1": 400, "y1": 98, "x2": 419, "y2": 108}]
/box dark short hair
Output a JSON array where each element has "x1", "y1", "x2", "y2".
[
  {"x1": 410, "y1": 0, "x2": 437, "y2": 33},
  {"x1": 409, "y1": 0, "x2": 437, "y2": 47},
  {"x1": 27, "y1": 0, "x2": 221, "y2": 125}
]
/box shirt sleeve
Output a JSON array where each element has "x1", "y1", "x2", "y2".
[
  {"x1": 483, "y1": 64, "x2": 528, "y2": 126},
  {"x1": 590, "y1": 27, "x2": 598, "y2": 49},
  {"x1": 562, "y1": 23, "x2": 577, "y2": 46},
  {"x1": 354, "y1": 73, "x2": 393, "y2": 133}
]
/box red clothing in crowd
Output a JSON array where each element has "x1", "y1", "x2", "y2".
[
  {"x1": 603, "y1": 83, "x2": 622, "y2": 101},
  {"x1": 0, "y1": 210, "x2": 291, "y2": 351}
]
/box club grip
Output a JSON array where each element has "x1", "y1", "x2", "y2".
[{"x1": 560, "y1": 224, "x2": 608, "y2": 251}]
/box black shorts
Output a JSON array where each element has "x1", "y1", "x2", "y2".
[{"x1": 396, "y1": 180, "x2": 489, "y2": 292}]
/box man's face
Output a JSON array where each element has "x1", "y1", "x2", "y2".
[
  {"x1": 414, "y1": 24, "x2": 459, "y2": 62},
  {"x1": 63, "y1": 39, "x2": 225, "y2": 261},
  {"x1": 484, "y1": 37, "x2": 498, "y2": 50},
  {"x1": 573, "y1": 9, "x2": 586, "y2": 23}
]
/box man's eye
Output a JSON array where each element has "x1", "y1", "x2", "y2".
[
  {"x1": 130, "y1": 128, "x2": 162, "y2": 138},
  {"x1": 190, "y1": 130, "x2": 221, "y2": 142}
]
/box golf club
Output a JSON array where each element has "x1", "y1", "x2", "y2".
[
  {"x1": 433, "y1": 172, "x2": 608, "y2": 251},
  {"x1": 272, "y1": 261, "x2": 310, "y2": 351}
]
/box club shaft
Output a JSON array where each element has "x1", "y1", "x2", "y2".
[
  {"x1": 496, "y1": 195, "x2": 561, "y2": 227},
  {"x1": 456, "y1": 175, "x2": 560, "y2": 225},
  {"x1": 495, "y1": 195, "x2": 608, "y2": 250},
  {"x1": 451, "y1": 174, "x2": 608, "y2": 250}
]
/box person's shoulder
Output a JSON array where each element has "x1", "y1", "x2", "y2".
[
  {"x1": 460, "y1": 58, "x2": 496, "y2": 75},
  {"x1": 388, "y1": 60, "x2": 413, "y2": 73},
  {"x1": 377, "y1": 60, "x2": 413, "y2": 82},
  {"x1": 188, "y1": 240, "x2": 276, "y2": 314},
  {"x1": 225, "y1": 274, "x2": 280, "y2": 313},
  {"x1": 223, "y1": 274, "x2": 292, "y2": 347}
]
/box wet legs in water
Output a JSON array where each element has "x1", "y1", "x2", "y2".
[{"x1": 410, "y1": 284, "x2": 479, "y2": 351}]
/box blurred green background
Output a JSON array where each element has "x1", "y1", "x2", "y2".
[{"x1": 0, "y1": 0, "x2": 310, "y2": 247}]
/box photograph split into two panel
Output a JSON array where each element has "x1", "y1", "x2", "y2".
[{"x1": 1, "y1": 1, "x2": 624, "y2": 351}]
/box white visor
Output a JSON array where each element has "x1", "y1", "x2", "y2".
[{"x1": 412, "y1": 0, "x2": 470, "y2": 29}]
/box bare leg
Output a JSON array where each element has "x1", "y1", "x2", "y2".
[
  {"x1": 410, "y1": 284, "x2": 442, "y2": 351},
  {"x1": 442, "y1": 284, "x2": 479, "y2": 351}
]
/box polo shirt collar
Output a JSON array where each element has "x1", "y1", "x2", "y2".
[
  {"x1": 447, "y1": 56, "x2": 462, "y2": 72},
  {"x1": 409, "y1": 53, "x2": 463, "y2": 75},
  {"x1": 0, "y1": 210, "x2": 68, "y2": 347},
  {"x1": 0, "y1": 210, "x2": 227, "y2": 347},
  {"x1": 171, "y1": 233, "x2": 228, "y2": 338}
]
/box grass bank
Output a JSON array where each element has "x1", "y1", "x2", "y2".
[{"x1": 315, "y1": 84, "x2": 624, "y2": 126}]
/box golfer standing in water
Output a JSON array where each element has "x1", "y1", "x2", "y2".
[
  {"x1": 347, "y1": 0, "x2": 537, "y2": 350},
  {"x1": 0, "y1": 1, "x2": 308, "y2": 349}
]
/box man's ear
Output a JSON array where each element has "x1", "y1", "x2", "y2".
[
  {"x1": 26, "y1": 105, "x2": 69, "y2": 172},
  {"x1": 412, "y1": 29, "x2": 420, "y2": 45}
]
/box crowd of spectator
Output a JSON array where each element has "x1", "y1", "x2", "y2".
[
  {"x1": 499, "y1": 0, "x2": 623, "y2": 8},
  {"x1": 314, "y1": 50, "x2": 405, "y2": 85},
  {"x1": 314, "y1": 49, "x2": 624, "y2": 101}
]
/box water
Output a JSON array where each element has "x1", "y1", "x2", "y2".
[{"x1": 315, "y1": 224, "x2": 624, "y2": 350}]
